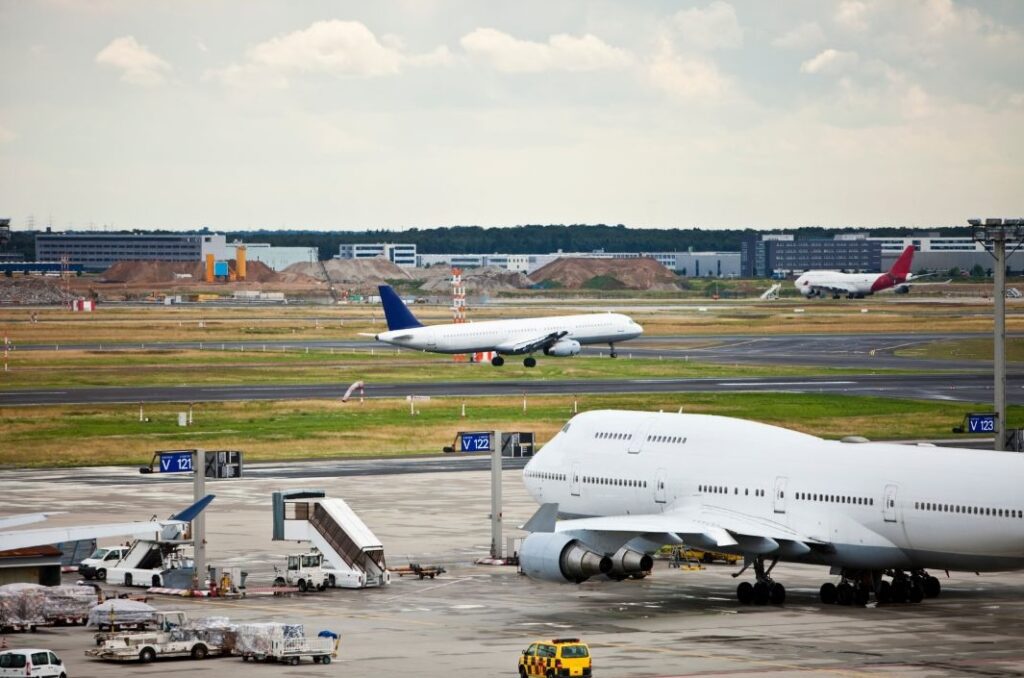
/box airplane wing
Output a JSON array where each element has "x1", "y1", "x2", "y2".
[
  {"x1": 808, "y1": 282, "x2": 858, "y2": 295},
  {"x1": 547, "y1": 503, "x2": 827, "y2": 556},
  {"x1": 0, "y1": 513, "x2": 64, "y2": 530},
  {"x1": 494, "y1": 330, "x2": 568, "y2": 355},
  {"x1": 0, "y1": 520, "x2": 179, "y2": 552}
]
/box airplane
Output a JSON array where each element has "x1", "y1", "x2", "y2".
[
  {"x1": 794, "y1": 245, "x2": 946, "y2": 299},
  {"x1": 518, "y1": 409, "x2": 1024, "y2": 606},
  {"x1": 373, "y1": 285, "x2": 644, "y2": 367},
  {"x1": 0, "y1": 495, "x2": 215, "y2": 552}
]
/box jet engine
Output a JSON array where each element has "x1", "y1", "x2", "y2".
[
  {"x1": 519, "y1": 532, "x2": 612, "y2": 583},
  {"x1": 544, "y1": 339, "x2": 581, "y2": 357},
  {"x1": 894, "y1": 284, "x2": 910, "y2": 294},
  {"x1": 606, "y1": 547, "x2": 654, "y2": 580}
]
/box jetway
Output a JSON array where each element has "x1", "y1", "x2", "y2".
[{"x1": 272, "y1": 490, "x2": 390, "y2": 589}]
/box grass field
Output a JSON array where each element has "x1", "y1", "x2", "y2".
[
  {"x1": 0, "y1": 348, "x2": 922, "y2": 390},
  {"x1": 1, "y1": 392, "x2": 1015, "y2": 468},
  {"x1": 2, "y1": 300, "x2": 1023, "y2": 346},
  {"x1": 895, "y1": 338, "x2": 1024, "y2": 362}
]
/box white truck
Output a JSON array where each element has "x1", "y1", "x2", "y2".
[
  {"x1": 86, "y1": 611, "x2": 227, "y2": 663},
  {"x1": 105, "y1": 541, "x2": 196, "y2": 589},
  {"x1": 273, "y1": 552, "x2": 328, "y2": 593}
]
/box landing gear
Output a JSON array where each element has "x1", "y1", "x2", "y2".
[
  {"x1": 821, "y1": 569, "x2": 938, "y2": 606},
  {"x1": 523, "y1": 356, "x2": 536, "y2": 368},
  {"x1": 491, "y1": 355, "x2": 505, "y2": 367},
  {"x1": 609, "y1": 343, "x2": 617, "y2": 358},
  {"x1": 734, "y1": 556, "x2": 785, "y2": 606}
]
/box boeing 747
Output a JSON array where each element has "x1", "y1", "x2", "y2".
[
  {"x1": 794, "y1": 245, "x2": 943, "y2": 298},
  {"x1": 519, "y1": 409, "x2": 1023, "y2": 606}
]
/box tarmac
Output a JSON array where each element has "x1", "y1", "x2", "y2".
[{"x1": 6, "y1": 462, "x2": 1024, "y2": 677}]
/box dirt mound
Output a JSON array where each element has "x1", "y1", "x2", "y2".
[
  {"x1": 100, "y1": 259, "x2": 285, "y2": 284},
  {"x1": 285, "y1": 257, "x2": 413, "y2": 284},
  {"x1": 416, "y1": 266, "x2": 533, "y2": 293},
  {"x1": 0, "y1": 277, "x2": 77, "y2": 304},
  {"x1": 530, "y1": 257, "x2": 679, "y2": 290}
]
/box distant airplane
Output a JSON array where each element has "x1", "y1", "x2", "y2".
[
  {"x1": 519, "y1": 409, "x2": 1024, "y2": 606},
  {"x1": 794, "y1": 245, "x2": 945, "y2": 298},
  {"x1": 373, "y1": 285, "x2": 643, "y2": 367},
  {"x1": 0, "y1": 495, "x2": 215, "y2": 552}
]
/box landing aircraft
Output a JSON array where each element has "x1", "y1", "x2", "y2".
[
  {"x1": 0, "y1": 495, "x2": 215, "y2": 551},
  {"x1": 794, "y1": 245, "x2": 945, "y2": 298},
  {"x1": 519, "y1": 410, "x2": 1023, "y2": 606},
  {"x1": 373, "y1": 285, "x2": 643, "y2": 367}
]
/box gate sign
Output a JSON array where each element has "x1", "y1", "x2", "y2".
[
  {"x1": 460, "y1": 432, "x2": 492, "y2": 453},
  {"x1": 967, "y1": 414, "x2": 996, "y2": 434},
  {"x1": 158, "y1": 450, "x2": 194, "y2": 473}
]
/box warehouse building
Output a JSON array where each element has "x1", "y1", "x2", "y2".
[
  {"x1": 338, "y1": 243, "x2": 417, "y2": 267},
  {"x1": 35, "y1": 232, "x2": 224, "y2": 270}
]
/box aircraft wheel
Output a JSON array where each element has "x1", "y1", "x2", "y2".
[
  {"x1": 819, "y1": 582, "x2": 837, "y2": 605},
  {"x1": 769, "y1": 582, "x2": 786, "y2": 605},
  {"x1": 736, "y1": 581, "x2": 754, "y2": 604},
  {"x1": 923, "y1": 576, "x2": 941, "y2": 598},
  {"x1": 491, "y1": 355, "x2": 505, "y2": 367},
  {"x1": 891, "y1": 579, "x2": 909, "y2": 603},
  {"x1": 875, "y1": 580, "x2": 892, "y2": 604},
  {"x1": 836, "y1": 582, "x2": 853, "y2": 606},
  {"x1": 752, "y1": 581, "x2": 769, "y2": 605},
  {"x1": 908, "y1": 582, "x2": 924, "y2": 604},
  {"x1": 524, "y1": 357, "x2": 536, "y2": 368},
  {"x1": 854, "y1": 585, "x2": 870, "y2": 607}
]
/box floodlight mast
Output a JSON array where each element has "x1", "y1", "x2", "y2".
[{"x1": 971, "y1": 218, "x2": 1024, "y2": 451}]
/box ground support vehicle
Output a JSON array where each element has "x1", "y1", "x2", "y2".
[
  {"x1": 77, "y1": 547, "x2": 128, "y2": 581},
  {"x1": 238, "y1": 636, "x2": 338, "y2": 666},
  {"x1": 0, "y1": 649, "x2": 67, "y2": 678},
  {"x1": 392, "y1": 563, "x2": 446, "y2": 580},
  {"x1": 518, "y1": 638, "x2": 592, "y2": 677},
  {"x1": 86, "y1": 632, "x2": 223, "y2": 663},
  {"x1": 273, "y1": 552, "x2": 328, "y2": 593}
]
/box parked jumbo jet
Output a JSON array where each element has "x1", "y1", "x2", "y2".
[
  {"x1": 519, "y1": 410, "x2": 1024, "y2": 606},
  {"x1": 794, "y1": 245, "x2": 945, "y2": 298},
  {"x1": 373, "y1": 285, "x2": 643, "y2": 367}
]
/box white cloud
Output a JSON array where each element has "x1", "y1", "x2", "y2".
[
  {"x1": 772, "y1": 22, "x2": 826, "y2": 50},
  {"x1": 95, "y1": 36, "x2": 171, "y2": 86},
  {"x1": 671, "y1": 1, "x2": 743, "y2": 50},
  {"x1": 800, "y1": 49, "x2": 859, "y2": 75},
  {"x1": 247, "y1": 20, "x2": 403, "y2": 77},
  {"x1": 460, "y1": 28, "x2": 632, "y2": 73},
  {"x1": 0, "y1": 123, "x2": 16, "y2": 144},
  {"x1": 206, "y1": 20, "x2": 450, "y2": 88},
  {"x1": 835, "y1": 1, "x2": 872, "y2": 31},
  {"x1": 648, "y1": 39, "x2": 729, "y2": 101}
]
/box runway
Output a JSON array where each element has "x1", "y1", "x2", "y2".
[
  {"x1": 1, "y1": 372, "x2": 1018, "y2": 406},
  {"x1": 11, "y1": 331, "x2": 1019, "y2": 371}
]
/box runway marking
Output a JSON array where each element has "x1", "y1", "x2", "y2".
[
  {"x1": 718, "y1": 381, "x2": 856, "y2": 387},
  {"x1": 380, "y1": 575, "x2": 483, "y2": 602}
]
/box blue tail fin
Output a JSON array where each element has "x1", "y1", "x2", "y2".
[
  {"x1": 379, "y1": 285, "x2": 423, "y2": 331},
  {"x1": 170, "y1": 494, "x2": 215, "y2": 522}
]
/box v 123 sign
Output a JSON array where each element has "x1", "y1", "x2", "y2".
[{"x1": 967, "y1": 415, "x2": 996, "y2": 433}]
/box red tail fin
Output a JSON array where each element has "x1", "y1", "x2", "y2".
[{"x1": 888, "y1": 245, "x2": 915, "y2": 281}]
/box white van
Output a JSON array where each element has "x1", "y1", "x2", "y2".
[
  {"x1": 78, "y1": 546, "x2": 128, "y2": 581},
  {"x1": 0, "y1": 649, "x2": 67, "y2": 678}
]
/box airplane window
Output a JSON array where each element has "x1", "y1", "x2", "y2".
[
  {"x1": 999, "y1": 509, "x2": 1004, "y2": 517},
  {"x1": 644, "y1": 481, "x2": 647, "y2": 488},
  {"x1": 734, "y1": 488, "x2": 738, "y2": 495},
  {"x1": 746, "y1": 489, "x2": 749, "y2": 496}
]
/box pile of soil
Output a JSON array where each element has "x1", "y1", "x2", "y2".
[
  {"x1": 0, "y1": 277, "x2": 77, "y2": 304},
  {"x1": 413, "y1": 266, "x2": 533, "y2": 293},
  {"x1": 530, "y1": 257, "x2": 679, "y2": 290},
  {"x1": 285, "y1": 257, "x2": 413, "y2": 284},
  {"x1": 99, "y1": 260, "x2": 292, "y2": 284}
]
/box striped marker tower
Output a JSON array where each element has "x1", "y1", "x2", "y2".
[{"x1": 452, "y1": 267, "x2": 468, "y2": 362}]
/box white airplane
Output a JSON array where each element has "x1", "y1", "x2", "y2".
[
  {"x1": 794, "y1": 245, "x2": 944, "y2": 298},
  {"x1": 373, "y1": 285, "x2": 644, "y2": 367},
  {"x1": 0, "y1": 495, "x2": 214, "y2": 552},
  {"x1": 519, "y1": 409, "x2": 1024, "y2": 606}
]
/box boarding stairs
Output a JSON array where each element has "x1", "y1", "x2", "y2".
[
  {"x1": 317, "y1": 260, "x2": 341, "y2": 303},
  {"x1": 760, "y1": 283, "x2": 782, "y2": 300}
]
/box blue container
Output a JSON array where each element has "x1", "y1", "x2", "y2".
[{"x1": 214, "y1": 261, "x2": 229, "y2": 277}]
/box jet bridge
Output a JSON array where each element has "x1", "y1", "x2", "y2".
[{"x1": 272, "y1": 490, "x2": 390, "y2": 589}]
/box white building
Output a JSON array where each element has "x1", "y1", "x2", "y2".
[
  {"x1": 202, "y1": 237, "x2": 318, "y2": 271},
  {"x1": 338, "y1": 243, "x2": 417, "y2": 267}
]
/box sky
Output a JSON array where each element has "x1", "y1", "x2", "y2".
[{"x1": 1, "y1": 0, "x2": 1022, "y2": 231}]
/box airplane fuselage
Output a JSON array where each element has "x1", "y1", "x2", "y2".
[
  {"x1": 376, "y1": 313, "x2": 643, "y2": 355},
  {"x1": 794, "y1": 270, "x2": 902, "y2": 298},
  {"x1": 524, "y1": 410, "x2": 1024, "y2": 572}
]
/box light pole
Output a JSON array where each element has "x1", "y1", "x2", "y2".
[{"x1": 970, "y1": 218, "x2": 1024, "y2": 451}]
